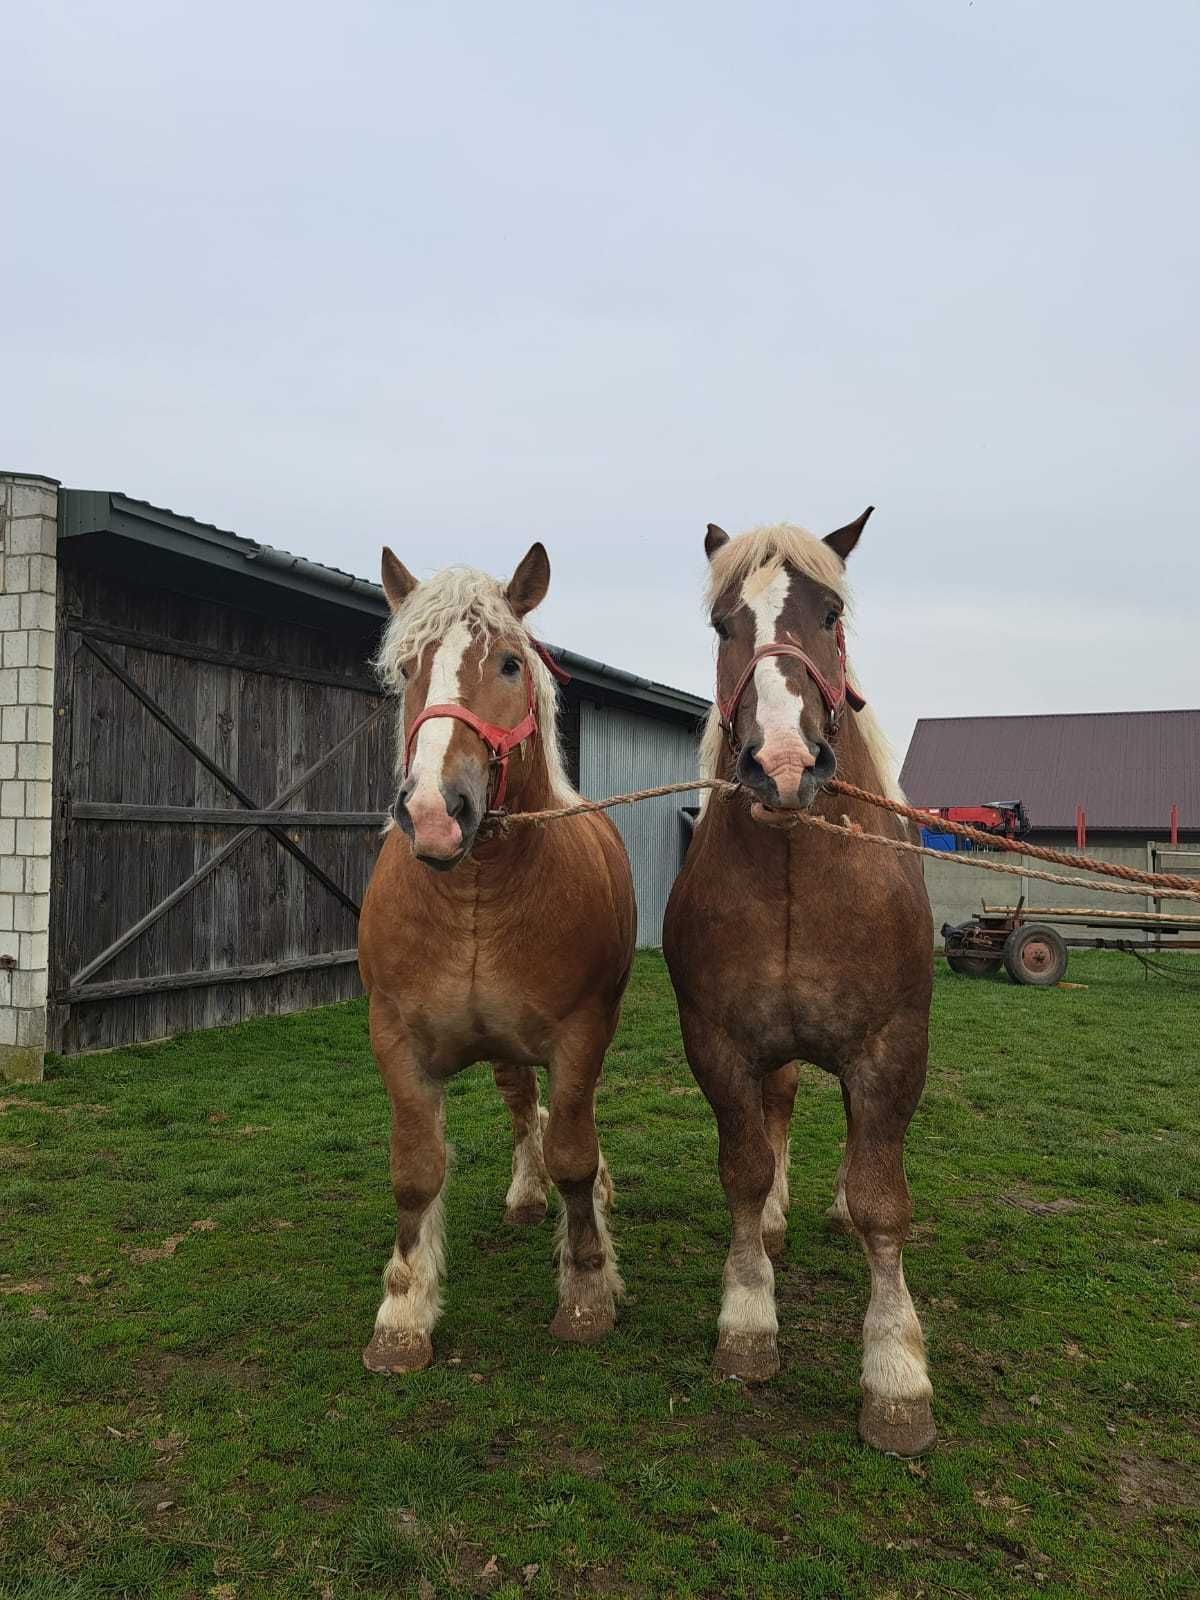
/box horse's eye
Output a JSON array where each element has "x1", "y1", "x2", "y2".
[
  {"x1": 500, "y1": 654, "x2": 522, "y2": 678},
  {"x1": 823, "y1": 610, "x2": 839, "y2": 631},
  {"x1": 713, "y1": 617, "x2": 729, "y2": 640}
]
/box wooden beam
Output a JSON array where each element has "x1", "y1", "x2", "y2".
[
  {"x1": 68, "y1": 617, "x2": 383, "y2": 696},
  {"x1": 80, "y1": 636, "x2": 368, "y2": 919},
  {"x1": 54, "y1": 948, "x2": 360, "y2": 1005},
  {"x1": 67, "y1": 699, "x2": 391, "y2": 989},
  {"x1": 72, "y1": 803, "x2": 389, "y2": 827}
]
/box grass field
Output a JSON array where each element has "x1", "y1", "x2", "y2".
[{"x1": 2, "y1": 951, "x2": 1198, "y2": 1599}]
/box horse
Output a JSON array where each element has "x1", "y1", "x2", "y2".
[
  {"x1": 662, "y1": 511, "x2": 936, "y2": 1457},
  {"x1": 357, "y1": 543, "x2": 637, "y2": 1374}
]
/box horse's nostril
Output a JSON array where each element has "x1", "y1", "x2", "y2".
[
  {"x1": 736, "y1": 741, "x2": 766, "y2": 786},
  {"x1": 810, "y1": 739, "x2": 837, "y2": 782}
]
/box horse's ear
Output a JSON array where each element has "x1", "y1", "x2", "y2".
[
  {"x1": 381, "y1": 547, "x2": 417, "y2": 611},
  {"x1": 506, "y1": 542, "x2": 551, "y2": 618},
  {"x1": 705, "y1": 524, "x2": 730, "y2": 561},
  {"x1": 823, "y1": 506, "x2": 874, "y2": 563}
]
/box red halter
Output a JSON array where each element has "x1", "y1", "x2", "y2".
[
  {"x1": 717, "y1": 620, "x2": 865, "y2": 747},
  {"x1": 403, "y1": 639, "x2": 569, "y2": 812}
]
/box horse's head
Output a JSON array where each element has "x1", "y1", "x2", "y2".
[
  {"x1": 705, "y1": 510, "x2": 871, "y2": 813},
  {"x1": 377, "y1": 544, "x2": 553, "y2": 869}
]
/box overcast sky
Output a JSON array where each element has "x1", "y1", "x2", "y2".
[{"x1": 6, "y1": 1, "x2": 1196, "y2": 757}]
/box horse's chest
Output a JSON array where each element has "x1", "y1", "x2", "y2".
[{"x1": 402, "y1": 951, "x2": 556, "y2": 1069}]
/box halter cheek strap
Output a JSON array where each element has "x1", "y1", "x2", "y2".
[
  {"x1": 403, "y1": 638, "x2": 569, "y2": 812},
  {"x1": 718, "y1": 620, "x2": 864, "y2": 747}
]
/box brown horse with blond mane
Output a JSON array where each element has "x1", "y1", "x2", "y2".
[
  {"x1": 357, "y1": 544, "x2": 636, "y2": 1374},
  {"x1": 663, "y1": 511, "x2": 936, "y2": 1457}
]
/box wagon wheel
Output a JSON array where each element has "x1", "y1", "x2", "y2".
[
  {"x1": 947, "y1": 953, "x2": 1002, "y2": 978},
  {"x1": 1003, "y1": 924, "x2": 1068, "y2": 986}
]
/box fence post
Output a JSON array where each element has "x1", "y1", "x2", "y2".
[{"x1": 0, "y1": 473, "x2": 59, "y2": 1083}]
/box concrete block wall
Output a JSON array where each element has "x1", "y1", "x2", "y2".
[{"x1": 0, "y1": 473, "x2": 59, "y2": 1081}]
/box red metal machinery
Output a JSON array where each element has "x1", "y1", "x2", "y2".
[{"x1": 928, "y1": 801, "x2": 1031, "y2": 841}]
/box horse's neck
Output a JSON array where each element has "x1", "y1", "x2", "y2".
[{"x1": 505, "y1": 736, "x2": 556, "y2": 817}]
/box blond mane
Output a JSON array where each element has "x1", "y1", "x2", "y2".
[
  {"x1": 698, "y1": 522, "x2": 903, "y2": 803},
  {"x1": 372, "y1": 565, "x2": 578, "y2": 805}
]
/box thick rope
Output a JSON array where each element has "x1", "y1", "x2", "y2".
[
  {"x1": 487, "y1": 776, "x2": 1200, "y2": 903},
  {"x1": 824, "y1": 778, "x2": 1199, "y2": 894},
  {"x1": 778, "y1": 811, "x2": 1200, "y2": 901}
]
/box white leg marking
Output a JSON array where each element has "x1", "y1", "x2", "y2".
[
  {"x1": 554, "y1": 1153, "x2": 624, "y2": 1304},
  {"x1": 505, "y1": 1103, "x2": 549, "y2": 1213},
  {"x1": 718, "y1": 1236, "x2": 778, "y2": 1337},
  {"x1": 860, "y1": 1243, "x2": 931, "y2": 1402},
  {"x1": 763, "y1": 1133, "x2": 791, "y2": 1243},
  {"x1": 374, "y1": 1188, "x2": 447, "y2": 1337}
]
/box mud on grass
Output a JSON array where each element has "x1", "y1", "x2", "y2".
[{"x1": 2, "y1": 951, "x2": 1198, "y2": 1597}]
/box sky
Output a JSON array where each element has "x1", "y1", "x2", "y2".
[{"x1": 5, "y1": 1, "x2": 1197, "y2": 759}]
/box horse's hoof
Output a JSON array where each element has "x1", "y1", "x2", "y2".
[
  {"x1": 714, "y1": 1331, "x2": 779, "y2": 1383},
  {"x1": 361, "y1": 1330, "x2": 433, "y2": 1375},
  {"x1": 549, "y1": 1301, "x2": 615, "y2": 1344},
  {"x1": 858, "y1": 1392, "x2": 937, "y2": 1457},
  {"x1": 763, "y1": 1227, "x2": 787, "y2": 1260},
  {"x1": 504, "y1": 1201, "x2": 548, "y2": 1227}
]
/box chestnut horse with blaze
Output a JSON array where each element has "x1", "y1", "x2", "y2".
[
  {"x1": 358, "y1": 544, "x2": 636, "y2": 1374},
  {"x1": 663, "y1": 512, "x2": 937, "y2": 1456}
]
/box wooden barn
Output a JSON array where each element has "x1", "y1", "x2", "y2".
[{"x1": 0, "y1": 473, "x2": 708, "y2": 1080}]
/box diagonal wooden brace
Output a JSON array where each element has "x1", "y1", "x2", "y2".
[
  {"x1": 68, "y1": 645, "x2": 391, "y2": 988},
  {"x1": 80, "y1": 636, "x2": 369, "y2": 919}
]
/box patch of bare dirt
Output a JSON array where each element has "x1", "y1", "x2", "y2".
[
  {"x1": 1117, "y1": 1450, "x2": 1199, "y2": 1524},
  {"x1": 124, "y1": 1219, "x2": 217, "y2": 1264},
  {"x1": 301, "y1": 1491, "x2": 346, "y2": 1514},
  {"x1": 999, "y1": 1188, "x2": 1083, "y2": 1217},
  {"x1": 0, "y1": 1098, "x2": 109, "y2": 1116},
  {"x1": 137, "y1": 1352, "x2": 265, "y2": 1392},
  {"x1": 132, "y1": 1478, "x2": 181, "y2": 1516},
  {"x1": 0, "y1": 1277, "x2": 51, "y2": 1296},
  {"x1": 536, "y1": 1438, "x2": 605, "y2": 1478}
]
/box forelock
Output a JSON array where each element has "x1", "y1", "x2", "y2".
[{"x1": 704, "y1": 523, "x2": 848, "y2": 613}]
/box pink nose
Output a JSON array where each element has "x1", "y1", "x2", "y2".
[
  {"x1": 756, "y1": 733, "x2": 816, "y2": 806},
  {"x1": 406, "y1": 792, "x2": 464, "y2": 861}
]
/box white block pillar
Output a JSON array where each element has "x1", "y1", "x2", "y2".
[{"x1": 0, "y1": 473, "x2": 59, "y2": 1082}]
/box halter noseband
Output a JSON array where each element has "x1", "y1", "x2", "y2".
[
  {"x1": 717, "y1": 620, "x2": 865, "y2": 749},
  {"x1": 403, "y1": 638, "x2": 569, "y2": 812}
]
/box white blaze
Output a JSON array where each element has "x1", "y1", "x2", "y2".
[
  {"x1": 407, "y1": 622, "x2": 471, "y2": 805},
  {"x1": 743, "y1": 566, "x2": 803, "y2": 737}
]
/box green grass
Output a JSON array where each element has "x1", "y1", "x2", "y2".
[{"x1": 2, "y1": 951, "x2": 1198, "y2": 1599}]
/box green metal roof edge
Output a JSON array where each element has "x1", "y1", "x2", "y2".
[{"x1": 58, "y1": 488, "x2": 711, "y2": 721}]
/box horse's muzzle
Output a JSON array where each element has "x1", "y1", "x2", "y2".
[
  {"x1": 736, "y1": 735, "x2": 836, "y2": 811},
  {"x1": 391, "y1": 776, "x2": 482, "y2": 870}
]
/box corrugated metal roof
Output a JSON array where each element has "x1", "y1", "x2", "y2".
[
  {"x1": 59, "y1": 488, "x2": 711, "y2": 721},
  {"x1": 900, "y1": 710, "x2": 1200, "y2": 833}
]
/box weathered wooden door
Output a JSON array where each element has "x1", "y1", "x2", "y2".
[{"x1": 49, "y1": 558, "x2": 394, "y2": 1052}]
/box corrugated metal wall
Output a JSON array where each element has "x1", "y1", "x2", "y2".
[{"x1": 578, "y1": 701, "x2": 699, "y2": 946}]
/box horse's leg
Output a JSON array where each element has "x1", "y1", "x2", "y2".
[
  {"x1": 543, "y1": 1015, "x2": 622, "y2": 1343},
  {"x1": 826, "y1": 1080, "x2": 854, "y2": 1233},
  {"x1": 843, "y1": 1030, "x2": 935, "y2": 1456},
  {"x1": 761, "y1": 1062, "x2": 799, "y2": 1260},
  {"x1": 362, "y1": 1048, "x2": 447, "y2": 1376},
  {"x1": 493, "y1": 1063, "x2": 550, "y2": 1225},
  {"x1": 679, "y1": 1011, "x2": 778, "y2": 1381}
]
